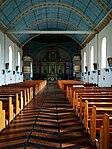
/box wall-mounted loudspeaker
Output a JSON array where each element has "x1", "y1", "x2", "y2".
[
  {"x1": 5, "y1": 63, "x2": 9, "y2": 69},
  {"x1": 107, "y1": 57, "x2": 112, "y2": 67},
  {"x1": 85, "y1": 66, "x2": 88, "y2": 72},
  {"x1": 16, "y1": 66, "x2": 19, "y2": 71},
  {"x1": 93, "y1": 63, "x2": 97, "y2": 70}
]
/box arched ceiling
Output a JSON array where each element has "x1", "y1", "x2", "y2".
[{"x1": 0, "y1": 0, "x2": 112, "y2": 48}]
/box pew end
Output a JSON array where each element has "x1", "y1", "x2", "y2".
[{"x1": 0, "y1": 101, "x2": 5, "y2": 132}]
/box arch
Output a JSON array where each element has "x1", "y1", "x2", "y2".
[
  {"x1": 22, "y1": 34, "x2": 83, "y2": 48},
  {"x1": 34, "y1": 45, "x2": 71, "y2": 62},
  {"x1": 101, "y1": 37, "x2": 107, "y2": 68}
]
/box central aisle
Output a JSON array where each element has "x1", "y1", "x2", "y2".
[{"x1": 0, "y1": 83, "x2": 94, "y2": 149}]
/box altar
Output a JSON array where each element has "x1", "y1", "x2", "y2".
[{"x1": 40, "y1": 50, "x2": 65, "y2": 80}]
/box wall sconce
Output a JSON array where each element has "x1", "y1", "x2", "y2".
[
  {"x1": 2, "y1": 69, "x2": 5, "y2": 74},
  {"x1": 88, "y1": 71, "x2": 90, "y2": 75},
  {"x1": 93, "y1": 63, "x2": 97, "y2": 70},
  {"x1": 5, "y1": 63, "x2": 9, "y2": 70},
  {"x1": 103, "y1": 76, "x2": 105, "y2": 80},
  {"x1": 16, "y1": 66, "x2": 19, "y2": 71},
  {"x1": 93, "y1": 70, "x2": 97, "y2": 73},
  {"x1": 105, "y1": 68, "x2": 109, "y2": 72},
  {"x1": 107, "y1": 57, "x2": 112, "y2": 67},
  {"x1": 13, "y1": 71, "x2": 15, "y2": 75},
  {"x1": 98, "y1": 70, "x2": 101, "y2": 75}
]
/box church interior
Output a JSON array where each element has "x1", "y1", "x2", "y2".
[{"x1": 0, "y1": 0, "x2": 112, "y2": 148}]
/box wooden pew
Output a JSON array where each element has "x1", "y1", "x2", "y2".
[
  {"x1": 66, "y1": 86, "x2": 112, "y2": 120},
  {"x1": 99, "y1": 113, "x2": 112, "y2": 149},
  {"x1": 67, "y1": 87, "x2": 112, "y2": 109},
  {"x1": 84, "y1": 100, "x2": 112, "y2": 131},
  {"x1": 0, "y1": 80, "x2": 47, "y2": 113},
  {"x1": 69, "y1": 91, "x2": 112, "y2": 113},
  {"x1": 9, "y1": 80, "x2": 47, "y2": 96},
  {"x1": 0, "y1": 93, "x2": 20, "y2": 116},
  {"x1": 0, "y1": 101, "x2": 5, "y2": 132},
  {"x1": 64, "y1": 82, "x2": 112, "y2": 148},
  {"x1": 89, "y1": 105, "x2": 112, "y2": 146},
  {"x1": 0, "y1": 86, "x2": 31, "y2": 104},
  {"x1": 0, "y1": 80, "x2": 47, "y2": 131},
  {"x1": 67, "y1": 86, "x2": 112, "y2": 105},
  {"x1": 0, "y1": 97, "x2": 13, "y2": 124},
  {"x1": 78, "y1": 95, "x2": 112, "y2": 121},
  {"x1": 58, "y1": 80, "x2": 96, "y2": 91}
]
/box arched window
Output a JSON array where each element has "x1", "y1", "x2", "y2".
[
  {"x1": 84, "y1": 52, "x2": 86, "y2": 72},
  {"x1": 9, "y1": 46, "x2": 12, "y2": 70},
  {"x1": 91, "y1": 46, "x2": 94, "y2": 71},
  {"x1": 101, "y1": 37, "x2": 107, "y2": 68},
  {"x1": 18, "y1": 52, "x2": 20, "y2": 72}
]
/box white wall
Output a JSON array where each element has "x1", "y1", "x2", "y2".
[
  {"x1": 81, "y1": 21, "x2": 112, "y2": 86},
  {"x1": 0, "y1": 31, "x2": 23, "y2": 85},
  {"x1": 0, "y1": 32, "x2": 5, "y2": 85}
]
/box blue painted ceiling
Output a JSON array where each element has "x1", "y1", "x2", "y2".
[{"x1": 0, "y1": 0, "x2": 112, "y2": 47}]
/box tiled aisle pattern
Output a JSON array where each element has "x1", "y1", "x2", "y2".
[{"x1": 0, "y1": 83, "x2": 94, "y2": 149}]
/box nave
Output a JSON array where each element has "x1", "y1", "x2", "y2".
[{"x1": 0, "y1": 83, "x2": 94, "y2": 149}]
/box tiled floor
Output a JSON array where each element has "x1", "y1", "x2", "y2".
[{"x1": 0, "y1": 83, "x2": 95, "y2": 149}]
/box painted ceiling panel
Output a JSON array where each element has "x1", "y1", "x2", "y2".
[
  {"x1": 85, "y1": 10, "x2": 96, "y2": 23},
  {"x1": 0, "y1": 0, "x2": 111, "y2": 47},
  {"x1": 73, "y1": 34, "x2": 87, "y2": 43},
  {"x1": 74, "y1": 1, "x2": 87, "y2": 12},
  {"x1": 102, "y1": 0, "x2": 112, "y2": 8},
  {"x1": 60, "y1": 0, "x2": 74, "y2": 6},
  {"x1": 94, "y1": 10, "x2": 106, "y2": 25},
  {"x1": 16, "y1": 1, "x2": 32, "y2": 10},
  {"x1": 34, "y1": 10, "x2": 46, "y2": 17},
  {"x1": 38, "y1": 23, "x2": 47, "y2": 30},
  {"x1": 56, "y1": 23, "x2": 67, "y2": 30},
  {"x1": 24, "y1": 12, "x2": 35, "y2": 22},
  {"x1": 48, "y1": 23, "x2": 57, "y2": 29},
  {"x1": 78, "y1": 19, "x2": 92, "y2": 30},
  {"x1": 58, "y1": 13, "x2": 69, "y2": 20},
  {"x1": 0, "y1": 13, "x2": 5, "y2": 22},
  {"x1": 89, "y1": 2, "x2": 103, "y2": 14},
  {"x1": 15, "y1": 19, "x2": 27, "y2": 29},
  {"x1": 2, "y1": 18, "x2": 9, "y2": 27},
  {"x1": 7, "y1": 10, "x2": 19, "y2": 22}
]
